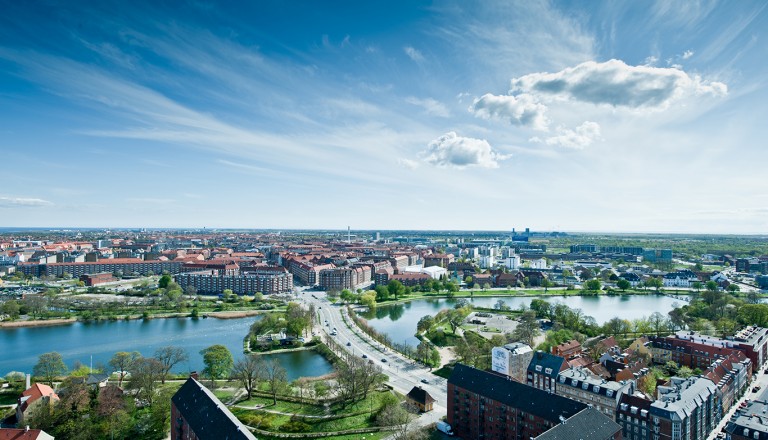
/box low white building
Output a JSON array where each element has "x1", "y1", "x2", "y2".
[
  {"x1": 421, "y1": 266, "x2": 448, "y2": 280},
  {"x1": 663, "y1": 270, "x2": 699, "y2": 287}
]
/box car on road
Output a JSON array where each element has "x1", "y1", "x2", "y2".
[
  {"x1": 346, "y1": 342, "x2": 351, "y2": 346},
  {"x1": 361, "y1": 354, "x2": 367, "y2": 359},
  {"x1": 421, "y1": 379, "x2": 429, "y2": 384},
  {"x1": 381, "y1": 358, "x2": 387, "y2": 363},
  {"x1": 753, "y1": 386, "x2": 761, "y2": 392}
]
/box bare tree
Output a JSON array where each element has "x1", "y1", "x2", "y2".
[
  {"x1": 109, "y1": 351, "x2": 141, "y2": 387},
  {"x1": 263, "y1": 358, "x2": 287, "y2": 405},
  {"x1": 128, "y1": 357, "x2": 165, "y2": 405},
  {"x1": 154, "y1": 346, "x2": 189, "y2": 384},
  {"x1": 232, "y1": 355, "x2": 264, "y2": 399}
]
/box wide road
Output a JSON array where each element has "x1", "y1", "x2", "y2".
[{"x1": 299, "y1": 290, "x2": 447, "y2": 427}]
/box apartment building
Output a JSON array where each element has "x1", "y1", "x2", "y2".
[
  {"x1": 175, "y1": 271, "x2": 293, "y2": 295},
  {"x1": 650, "y1": 376, "x2": 719, "y2": 440},
  {"x1": 18, "y1": 258, "x2": 183, "y2": 277},
  {"x1": 555, "y1": 367, "x2": 634, "y2": 418},
  {"x1": 449, "y1": 364, "x2": 585, "y2": 439},
  {"x1": 527, "y1": 351, "x2": 568, "y2": 393}
]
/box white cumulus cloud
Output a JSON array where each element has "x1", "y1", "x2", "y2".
[
  {"x1": 470, "y1": 93, "x2": 549, "y2": 131},
  {"x1": 0, "y1": 196, "x2": 53, "y2": 208},
  {"x1": 421, "y1": 132, "x2": 509, "y2": 169},
  {"x1": 682, "y1": 50, "x2": 695, "y2": 59},
  {"x1": 404, "y1": 46, "x2": 423, "y2": 62},
  {"x1": 405, "y1": 97, "x2": 450, "y2": 118},
  {"x1": 509, "y1": 59, "x2": 727, "y2": 110},
  {"x1": 531, "y1": 121, "x2": 601, "y2": 149}
]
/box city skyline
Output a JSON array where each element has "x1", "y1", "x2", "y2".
[{"x1": 1, "y1": 1, "x2": 768, "y2": 234}]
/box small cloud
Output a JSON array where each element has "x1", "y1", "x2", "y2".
[
  {"x1": 405, "y1": 97, "x2": 450, "y2": 118},
  {"x1": 0, "y1": 196, "x2": 53, "y2": 208},
  {"x1": 509, "y1": 59, "x2": 727, "y2": 110},
  {"x1": 643, "y1": 56, "x2": 659, "y2": 66},
  {"x1": 470, "y1": 93, "x2": 549, "y2": 131},
  {"x1": 421, "y1": 132, "x2": 510, "y2": 169},
  {"x1": 396, "y1": 158, "x2": 420, "y2": 170},
  {"x1": 404, "y1": 46, "x2": 423, "y2": 62},
  {"x1": 531, "y1": 121, "x2": 601, "y2": 149},
  {"x1": 682, "y1": 50, "x2": 694, "y2": 59}
]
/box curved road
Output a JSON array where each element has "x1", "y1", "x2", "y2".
[{"x1": 300, "y1": 290, "x2": 447, "y2": 427}]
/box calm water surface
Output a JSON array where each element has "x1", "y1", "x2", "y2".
[
  {"x1": 0, "y1": 316, "x2": 333, "y2": 380},
  {"x1": 362, "y1": 294, "x2": 682, "y2": 348}
]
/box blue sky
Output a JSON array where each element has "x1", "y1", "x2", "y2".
[{"x1": 1, "y1": 0, "x2": 767, "y2": 233}]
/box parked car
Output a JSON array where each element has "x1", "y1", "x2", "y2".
[
  {"x1": 362, "y1": 354, "x2": 368, "y2": 359},
  {"x1": 381, "y1": 358, "x2": 388, "y2": 363},
  {"x1": 346, "y1": 342, "x2": 351, "y2": 346},
  {"x1": 421, "y1": 378, "x2": 429, "y2": 384}
]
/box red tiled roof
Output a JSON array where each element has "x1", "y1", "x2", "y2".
[
  {"x1": 21, "y1": 383, "x2": 59, "y2": 408},
  {"x1": 0, "y1": 428, "x2": 53, "y2": 440}
]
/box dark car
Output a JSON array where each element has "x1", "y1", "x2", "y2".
[
  {"x1": 381, "y1": 358, "x2": 388, "y2": 363},
  {"x1": 346, "y1": 342, "x2": 351, "y2": 346},
  {"x1": 362, "y1": 354, "x2": 368, "y2": 359},
  {"x1": 421, "y1": 378, "x2": 429, "y2": 384}
]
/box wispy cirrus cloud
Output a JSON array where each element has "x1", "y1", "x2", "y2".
[
  {"x1": 404, "y1": 46, "x2": 423, "y2": 62},
  {"x1": 0, "y1": 196, "x2": 53, "y2": 207},
  {"x1": 405, "y1": 97, "x2": 450, "y2": 118},
  {"x1": 531, "y1": 121, "x2": 601, "y2": 149}
]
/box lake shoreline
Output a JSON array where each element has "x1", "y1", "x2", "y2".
[{"x1": 0, "y1": 309, "x2": 265, "y2": 329}]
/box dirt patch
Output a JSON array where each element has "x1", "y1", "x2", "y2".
[
  {"x1": 0, "y1": 318, "x2": 77, "y2": 328},
  {"x1": 208, "y1": 310, "x2": 263, "y2": 319}
]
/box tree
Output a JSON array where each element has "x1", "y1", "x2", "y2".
[
  {"x1": 648, "y1": 312, "x2": 669, "y2": 336},
  {"x1": 692, "y1": 281, "x2": 702, "y2": 292},
  {"x1": 285, "y1": 302, "x2": 312, "y2": 337},
  {"x1": 200, "y1": 345, "x2": 234, "y2": 389},
  {"x1": 263, "y1": 358, "x2": 287, "y2": 405},
  {"x1": 439, "y1": 307, "x2": 470, "y2": 334},
  {"x1": 416, "y1": 315, "x2": 435, "y2": 334},
  {"x1": 645, "y1": 277, "x2": 663, "y2": 292},
  {"x1": 387, "y1": 280, "x2": 406, "y2": 300},
  {"x1": 154, "y1": 346, "x2": 188, "y2": 384},
  {"x1": 33, "y1": 352, "x2": 67, "y2": 386},
  {"x1": 511, "y1": 310, "x2": 540, "y2": 347},
  {"x1": 727, "y1": 284, "x2": 740, "y2": 293},
  {"x1": 603, "y1": 317, "x2": 631, "y2": 338},
  {"x1": 232, "y1": 355, "x2": 264, "y2": 399},
  {"x1": 616, "y1": 279, "x2": 631, "y2": 292},
  {"x1": 360, "y1": 291, "x2": 377, "y2": 308},
  {"x1": 585, "y1": 279, "x2": 602, "y2": 291},
  {"x1": 128, "y1": 357, "x2": 165, "y2": 405},
  {"x1": 541, "y1": 278, "x2": 552, "y2": 293},
  {"x1": 23, "y1": 294, "x2": 48, "y2": 319},
  {"x1": 705, "y1": 281, "x2": 719, "y2": 292},
  {"x1": 108, "y1": 351, "x2": 140, "y2": 387},
  {"x1": 158, "y1": 274, "x2": 172, "y2": 289},
  {"x1": 2, "y1": 300, "x2": 20, "y2": 319},
  {"x1": 374, "y1": 285, "x2": 390, "y2": 301}
]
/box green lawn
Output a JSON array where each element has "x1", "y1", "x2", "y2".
[
  {"x1": 234, "y1": 390, "x2": 399, "y2": 435},
  {"x1": 0, "y1": 393, "x2": 18, "y2": 405}
]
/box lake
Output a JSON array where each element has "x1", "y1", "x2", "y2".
[
  {"x1": 0, "y1": 316, "x2": 333, "y2": 381},
  {"x1": 361, "y1": 294, "x2": 683, "y2": 347}
]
